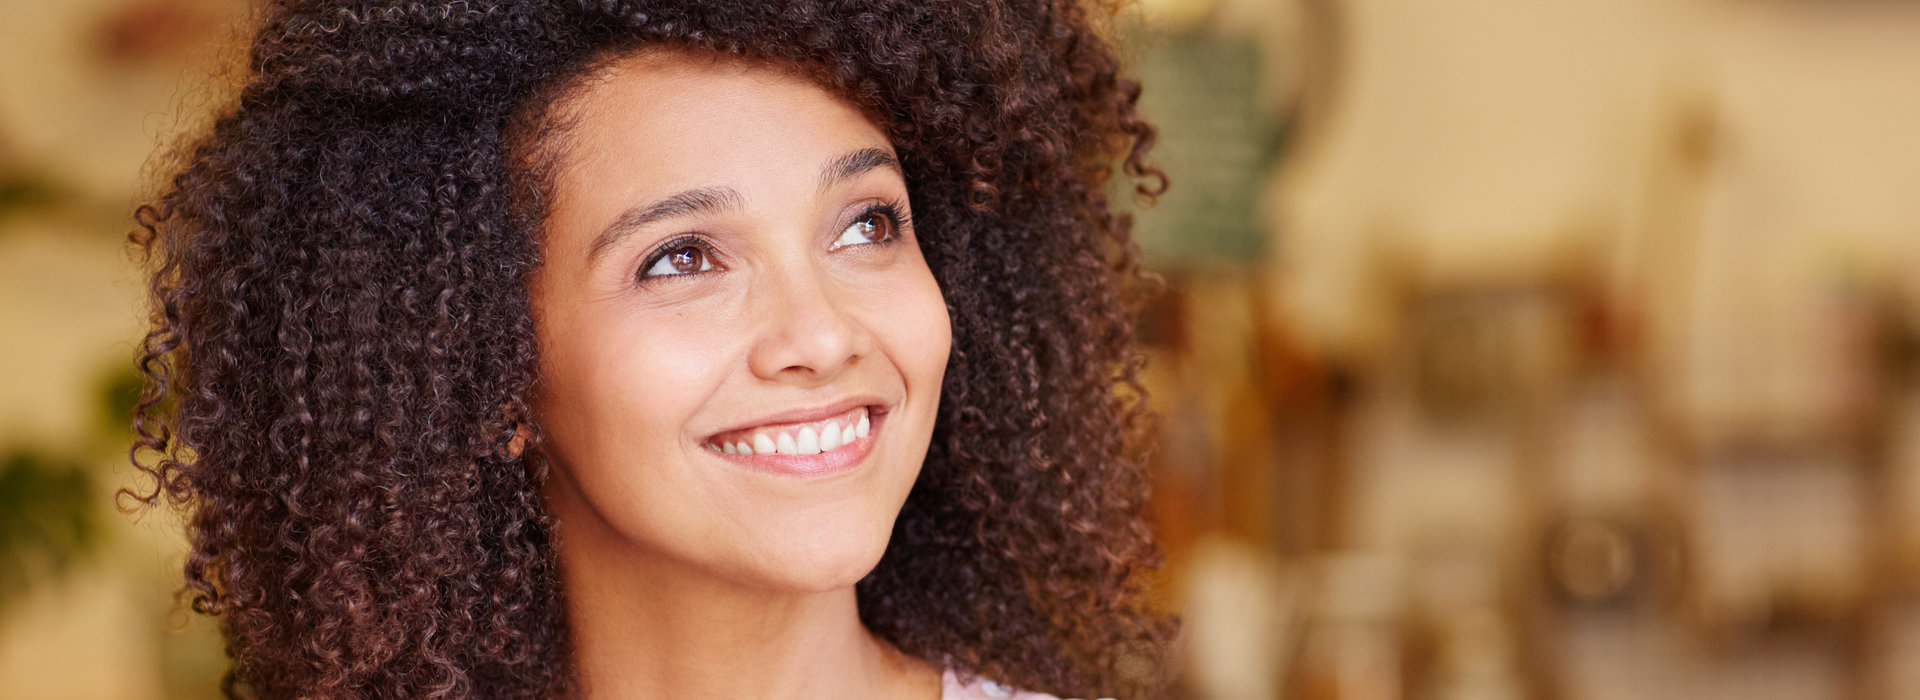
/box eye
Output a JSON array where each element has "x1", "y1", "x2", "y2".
[
  {"x1": 640, "y1": 241, "x2": 716, "y2": 280},
  {"x1": 830, "y1": 205, "x2": 903, "y2": 251}
]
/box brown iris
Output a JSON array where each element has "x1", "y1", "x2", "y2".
[
  {"x1": 666, "y1": 246, "x2": 705, "y2": 273},
  {"x1": 854, "y1": 211, "x2": 895, "y2": 243}
]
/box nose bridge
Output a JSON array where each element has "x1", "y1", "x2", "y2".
[{"x1": 748, "y1": 250, "x2": 862, "y2": 380}]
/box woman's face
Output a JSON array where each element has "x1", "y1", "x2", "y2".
[{"x1": 527, "y1": 50, "x2": 951, "y2": 592}]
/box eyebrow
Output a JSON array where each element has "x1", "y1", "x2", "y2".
[
  {"x1": 585, "y1": 186, "x2": 743, "y2": 268},
  {"x1": 584, "y1": 146, "x2": 903, "y2": 268},
  {"x1": 818, "y1": 147, "x2": 901, "y2": 194}
]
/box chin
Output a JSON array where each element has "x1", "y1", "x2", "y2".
[{"x1": 743, "y1": 514, "x2": 898, "y2": 593}]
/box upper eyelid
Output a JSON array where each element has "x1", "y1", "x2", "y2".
[
  {"x1": 849, "y1": 199, "x2": 912, "y2": 232},
  {"x1": 643, "y1": 234, "x2": 715, "y2": 262}
]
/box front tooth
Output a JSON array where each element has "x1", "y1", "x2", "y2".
[
  {"x1": 796, "y1": 426, "x2": 821, "y2": 455},
  {"x1": 775, "y1": 432, "x2": 798, "y2": 455},
  {"x1": 820, "y1": 423, "x2": 843, "y2": 451},
  {"x1": 753, "y1": 433, "x2": 777, "y2": 455},
  {"x1": 856, "y1": 412, "x2": 870, "y2": 439}
]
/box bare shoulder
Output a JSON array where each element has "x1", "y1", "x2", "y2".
[{"x1": 940, "y1": 669, "x2": 1118, "y2": 700}]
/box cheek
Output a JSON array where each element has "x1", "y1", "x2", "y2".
[
  {"x1": 879, "y1": 268, "x2": 952, "y2": 389},
  {"x1": 544, "y1": 305, "x2": 740, "y2": 463}
]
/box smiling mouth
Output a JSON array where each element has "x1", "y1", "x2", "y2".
[{"x1": 704, "y1": 405, "x2": 875, "y2": 456}]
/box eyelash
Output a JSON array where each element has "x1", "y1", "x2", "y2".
[
  {"x1": 840, "y1": 200, "x2": 911, "y2": 249},
  {"x1": 633, "y1": 199, "x2": 912, "y2": 286}
]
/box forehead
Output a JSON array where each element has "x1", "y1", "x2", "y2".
[{"x1": 546, "y1": 49, "x2": 892, "y2": 200}]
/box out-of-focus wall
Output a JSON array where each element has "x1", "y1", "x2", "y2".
[
  {"x1": 0, "y1": 1, "x2": 243, "y2": 697},
  {"x1": 1137, "y1": 1, "x2": 1920, "y2": 699},
  {"x1": 1269, "y1": 0, "x2": 1920, "y2": 433}
]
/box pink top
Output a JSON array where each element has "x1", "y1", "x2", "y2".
[{"x1": 941, "y1": 668, "x2": 1115, "y2": 700}]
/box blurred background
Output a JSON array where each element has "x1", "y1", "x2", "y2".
[{"x1": 2, "y1": 0, "x2": 1919, "y2": 698}]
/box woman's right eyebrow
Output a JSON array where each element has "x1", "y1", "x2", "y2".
[{"x1": 586, "y1": 185, "x2": 745, "y2": 267}]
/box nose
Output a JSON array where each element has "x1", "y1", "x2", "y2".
[{"x1": 746, "y1": 262, "x2": 871, "y2": 384}]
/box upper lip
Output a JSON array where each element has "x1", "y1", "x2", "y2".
[{"x1": 706, "y1": 395, "x2": 887, "y2": 438}]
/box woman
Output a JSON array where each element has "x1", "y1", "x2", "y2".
[{"x1": 126, "y1": 1, "x2": 1170, "y2": 698}]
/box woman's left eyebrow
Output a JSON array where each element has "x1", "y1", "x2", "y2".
[{"x1": 818, "y1": 147, "x2": 901, "y2": 194}]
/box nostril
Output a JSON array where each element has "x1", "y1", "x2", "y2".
[{"x1": 748, "y1": 291, "x2": 867, "y2": 381}]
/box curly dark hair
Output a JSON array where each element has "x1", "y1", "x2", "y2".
[{"x1": 125, "y1": 1, "x2": 1172, "y2": 698}]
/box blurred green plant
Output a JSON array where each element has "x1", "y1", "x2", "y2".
[
  {"x1": 0, "y1": 169, "x2": 69, "y2": 226},
  {"x1": 0, "y1": 449, "x2": 100, "y2": 611},
  {"x1": 98, "y1": 364, "x2": 147, "y2": 440},
  {"x1": 0, "y1": 362, "x2": 147, "y2": 614}
]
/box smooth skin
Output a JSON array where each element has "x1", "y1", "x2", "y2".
[{"x1": 527, "y1": 49, "x2": 952, "y2": 699}]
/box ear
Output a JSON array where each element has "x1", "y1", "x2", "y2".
[
  {"x1": 504, "y1": 420, "x2": 534, "y2": 459},
  {"x1": 494, "y1": 402, "x2": 536, "y2": 460}
]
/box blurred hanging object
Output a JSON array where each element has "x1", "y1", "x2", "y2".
[
  {"x1": 1541, "y1": 513, "x2": 1683, "y2": 609},
  {"x1": 1180, "y1": 535, "x2": 1304, "y2": 700},
  {"x1": 1289, "y1": 554, "x2": 1406, "y2": 700},
  {"x1": 94, "y1": 0, "x2": 223, "y2": 64}
]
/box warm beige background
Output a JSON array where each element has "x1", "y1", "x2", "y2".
[{"x1": 0, "y1": 0, "x2": 244, "y2": 697}]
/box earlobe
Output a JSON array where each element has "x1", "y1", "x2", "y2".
[
  {"x1": 504, "y1": 421, "x2": 533, "y2": 459},
  {"x1": 495, "y1": 404, "x2": 536, "y2": 459}
]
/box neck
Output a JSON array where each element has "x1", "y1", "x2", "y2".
[{"x1": 552, "y1": 502, "x2": 938, "y2": 700}]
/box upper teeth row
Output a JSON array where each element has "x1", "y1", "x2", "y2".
[{"x1": 710, "y1": 411, "x2": 871, "y2": 456}]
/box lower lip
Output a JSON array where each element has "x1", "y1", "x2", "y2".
[{"x1": 709, "y1": 412, "x2": 883, "y2": 479}]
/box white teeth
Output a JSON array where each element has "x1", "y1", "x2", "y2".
[
  {"x1": 820, "y1": 422, "x2": 843, "y2": 451},
  {"x1": 712, "y1": 407, "x2": 875, "y2": 457}
]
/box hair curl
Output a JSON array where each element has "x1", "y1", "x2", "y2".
[{"x1": 126, "y1": 1, "x2": 1171, "y2": 698}]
